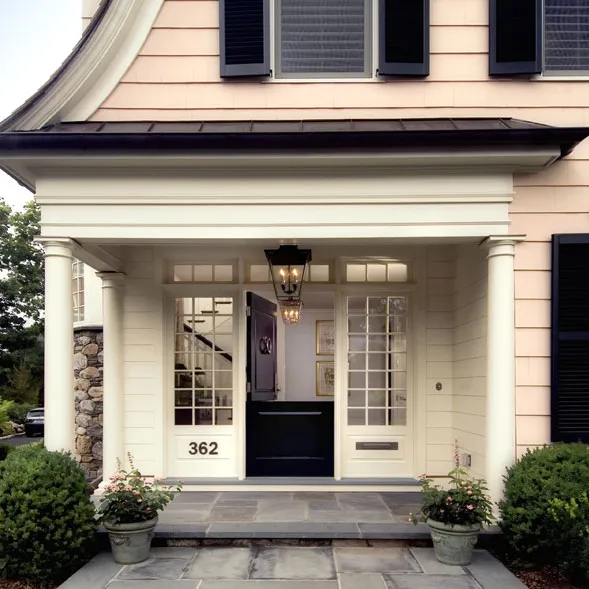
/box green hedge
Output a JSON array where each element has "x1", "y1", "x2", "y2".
[
  {"x1": 499, "y1": 443, "x2": 589, "y2": 578},
  {"x1": 0, "y1": 444, "x2": 13, "y2": 461},
  {"x1": 0, "y1": 444, "x2": 98, "y2": 584}
]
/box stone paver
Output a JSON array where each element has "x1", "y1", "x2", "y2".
[
  {"x1": 250, "y1": 547, "x2": 336, "y2": 580},
  {"x1": 59, "y1": 546, "x2": 520, "y2": 589},
  {"x1": 410, "y1": 547, "x2": 466, "y2": 575},
  {"x1": 257, "y1": 500, "x2": 309, "y2": 522},
  {"x1": 384, "y1": 575, "x2": 480, "y2": 589},
  {"x1": 185, "y1": 547, "x2": 252, "y2": 579},
  {"x1": 210, "y1": 506, "x2": 258, "y2": 521},
  {"x1": 118, "y1": 557, "x2": 192, "y2": 580},
  {"x1": 334, "y1": 547, "x2": 420, "y2": 573}
]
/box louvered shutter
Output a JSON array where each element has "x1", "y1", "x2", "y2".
[
  {"x1": 278, "y1": 0, "x2": 368, "y2": 76},
  {"x1": 545, "y1": 1, "x2": 589, "y2": 73},
  {"x1": 219, "y1": 0, "x2": 270, "y2": 78},
  {"x1": 551, "y1": 235, "x2": 589, "y2": 442},
  {"x1": 378, "y1": 0, "x2": 429, "y2": 77},
  {"x1": 489, "y1": 0, "x2": 542, "y2": 76}
]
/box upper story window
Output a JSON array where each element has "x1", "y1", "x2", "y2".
[
  {"x1": 490, "y1": 0, "x2": 589, "y2": 76},
  {"x1": 72, "y1": 259, "x2": 84, "y2": 322},
  {"x1": 275, "y1": 0, "x2": 371, "y2": 78},
  {"x1": 219, "y1": 0, "x2": 429, "y2": 79},
  {"x1": 544, "y1": 1, "x2": 589, "y2": 74}
]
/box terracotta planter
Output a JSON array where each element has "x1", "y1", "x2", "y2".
[
  {"x1": 427, "y1": 518, "x2": 480, "y2": 566},
  {"x1": 103, "y1": 515, "x2": 158, "y2": 564}
]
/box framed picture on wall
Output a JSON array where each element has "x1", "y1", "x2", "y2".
[
  {"x1": 316, "y1": 320, "x2": 335, "y2": 355},
  {"x1": 316, "y1": 361, "x2": 335, "y2": 397}
]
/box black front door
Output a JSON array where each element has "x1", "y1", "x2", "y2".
[{"x1": 246, "y1": 292, "x2": 334, "y2": 477}]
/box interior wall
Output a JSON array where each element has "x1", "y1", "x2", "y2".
[
  {"x1": 285, "y1": 309, "x2": 334, "y2": 402},
  {"x1": 452, "y1": 245, "x2": 488, "y2": 479}
]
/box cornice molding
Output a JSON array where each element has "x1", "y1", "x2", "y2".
[{"x1": 0, "y1": 0, "x2": 164, "y2": 132}]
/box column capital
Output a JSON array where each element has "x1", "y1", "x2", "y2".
[
  {"x1": 97, "y1": 272, "x2": 126, "y2": 289},
  {"x1": 34, "y1": 237, "x2": 77, "y2": 259},
  {"x1": 480, "y1": 235, "x2": 526, "y2": 258}
]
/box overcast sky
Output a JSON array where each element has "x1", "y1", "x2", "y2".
[{"x1": 0, "y1": 0, "x2": 81, "y2": 209}]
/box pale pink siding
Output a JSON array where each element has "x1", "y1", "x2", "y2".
[{"x1": 89, "y1": 0, "x2": 589, "y2": 456}]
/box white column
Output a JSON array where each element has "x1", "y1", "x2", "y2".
[
  {"x1": 482, "y1": 235, "x2": 525, "y2": 504},
  {"x1": 41, "y1": 239, "x2": 75, "y2": 453},
  {"x1": 98, "y1": 272, "x2": 126, "y2": 480}
]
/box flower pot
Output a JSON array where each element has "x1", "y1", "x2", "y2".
[
  {"x1": 427, "y1": 518, "x2": 480, "y2": 566},
  {"x1": 103, "y1": 515, "x2": 158, "y2": 564}
]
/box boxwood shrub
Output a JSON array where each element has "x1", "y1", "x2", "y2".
[
  {"x1": 499, "y1": 443, "x2": 589, "y2": 569},
  {"x1": 0, "y1": 444, "x2": 13, "y2": 461},
  {"x1": 0, "y1": 444, "x2": 98, "y2": 584}
]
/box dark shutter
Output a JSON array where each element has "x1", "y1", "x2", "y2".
[
  {"x1": 378, "y1": 0, "x2": 429, "y2": 77},
  {"x1": 219, "y1": 0, "x2": 270, "y2": 78},
  {"x1": 489, "y1": 0, "x2": 542, "y2": 76},
  {"x1": 551, "y1": 235, "x2": 589, "y2": 442}
]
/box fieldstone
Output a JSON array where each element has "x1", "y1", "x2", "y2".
[
  {"x1": 80, "y1": 455, "x2": 93, "y2": 463},
  {"x1": 97, "y1": 351, "x2": 104, "y2": 364},
  {"x1": 76, "y1": 427, "x2": 87, "y2": 435},
  {"x1": 80, "y1": 400, "x2": 95, "y2": 414},
  {"x1": 73, "y1": 353, "x2": 88, "y2": 371},
  {"x1": 75, "y1": 413, "x2": 92, "y2": 428},
  {"x1": 77, "y1": 336, "x2": 92, "y2": 346},
  {"x1": 82, "y1": 343, "x2": 99, "y2": 356},
  {"x1": 98, "y1": 414, "x2": 103, "y2": 426},
  {"x1": 76, "y1": 436, "x2": 92, "y2": 455},
  {"x1": 88, "y1": 386, "x2": 103, "y2": 399},
  {"x1": 96, "y1": 332, "x2": 104, "y2": 344},
  {"x1": 75, "y1": 378, "x2": 91, "y2": 392},
  {"x1": 92, "y1": 441, "x2": 103, "y2": 460},
  {"x1": 87, "y1": 426, "x2": 102, "y2": 438},
  {"x1": 80, "y1": 367, "x2": 100, "y2": 380},
  {"x1": 75, "y1": 390, "x2": 89, "y2": 402}
]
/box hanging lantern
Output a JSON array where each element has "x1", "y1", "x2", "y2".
[
  {"x1": 264, "y1": 245, "x2": 312, "y2": 303},
  {"x1": 280, "y1": 300, "x2": 303, "y2": 325}
]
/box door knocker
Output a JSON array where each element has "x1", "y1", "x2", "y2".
[{"x1": 259, "y1": 335, "x2": 273, "y2": 355}]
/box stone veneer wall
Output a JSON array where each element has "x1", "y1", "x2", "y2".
[{"x1": 73, "y1": 328, "x2": 104, "y2": 479}]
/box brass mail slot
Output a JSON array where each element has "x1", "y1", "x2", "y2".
[{"x1": 356, "y1": 442, "x2": 399, "y2": 451}]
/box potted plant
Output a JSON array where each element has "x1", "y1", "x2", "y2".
[
  {"x1": 409, "y1": 468, "x2": 494, "y2": 565},
  {"x1": 97, "y1": 453, "x2": 182, "y2": 564}
]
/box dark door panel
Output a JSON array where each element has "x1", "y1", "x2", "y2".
[
  {"x1": 246, "y1": 402, "x2": 334, "y2": 477},
  {"x1": 247, "y1": 292, "x2": 277, "y2": 401}
]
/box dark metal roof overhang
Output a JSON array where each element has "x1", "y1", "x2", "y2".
[{"x1": 0, "y1": 118, "x2": 588, "y2": 157}]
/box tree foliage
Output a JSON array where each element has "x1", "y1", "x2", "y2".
[{"x1": 0, "y1": 199, "x2": 44, "y2": 397}]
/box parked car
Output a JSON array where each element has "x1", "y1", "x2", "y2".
[{"x1": 24, "y1": 408, "x2": 44, "y2": 437}]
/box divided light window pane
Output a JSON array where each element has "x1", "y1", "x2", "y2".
[
  {"x1": 279, "y1": 0, "x2": 368, "y2": 76},
  {"x1": 544, "y1": 1, "x2": 589, "y2": 72}
]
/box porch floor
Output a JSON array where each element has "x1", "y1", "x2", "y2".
[{"x1": 144, "y1": 491, "x2": 425, "y2": 539}]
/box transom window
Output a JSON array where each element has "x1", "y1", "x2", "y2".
[
  {"x1": 347, "y1": 296, "x2": 408, "y2": 426},
  {"x1": 173, "y1": 264, "x2": 235, "y2": 283},
  {"x1": 544, "y1": 0, "x2": 589, "y2": 73},
  {"x1": 248, "y1": 263, "x2": 331, "y2": 283},
  {"x1": 72, "y1": 259, "x2": 84, "y2": 322},
  {"x1": 174, "y1": 297, "x2": 234, "y2": 426},
  {"x1": 275, "y1": 0, "x2": 372, "y2": 78},
  {"x1": 344, "y1": 260, "x2": 410, "y2": 283}
]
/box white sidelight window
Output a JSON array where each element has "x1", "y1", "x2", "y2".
[
  {"x1": 346, "y1": 295, "x2": 408, "y2": 426},
  {"x1": 174, "y1": 297, "x2": 234, "y2": 426},
  {"x1": 72, "y1": 259, "x2": 84, "y2": 322}
]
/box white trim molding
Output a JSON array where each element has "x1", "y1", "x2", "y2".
[{"x1": 0, "y1": 0, "x2": 164, "y2": 131}]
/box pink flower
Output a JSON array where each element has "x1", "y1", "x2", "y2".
[
  {"x1": 466, "y1": 504, "x2": 474, "y2": 511},
  {"x1": 446, "y1": 497, "x2": 453, "y2": 503},
  {"x1": 467, "y1": 490, "x2": 472, "y2": 496},
  {"x1": 461, "y1": 481, "x2": 467, "y2": 487},
  {"x1": 137, "y1": 499, "x2": 143, "y2": 503},
  {"x1": 440, "y1": 509, "x2": 445, "y2": 513},
  {"x1": 146, "y1": 507, "x2": 151, "y2": 511},
  {"x1": 433, "y1": 484, "x2": 440, "y2": 489}
]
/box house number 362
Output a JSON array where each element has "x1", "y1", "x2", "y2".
[{"x1": 189, "y1": 442, "x2": 219, "y2": 456}]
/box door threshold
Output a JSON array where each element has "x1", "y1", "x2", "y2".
[{"x1": 164, "y1": 477, "x2": 421, "y2": 493}]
